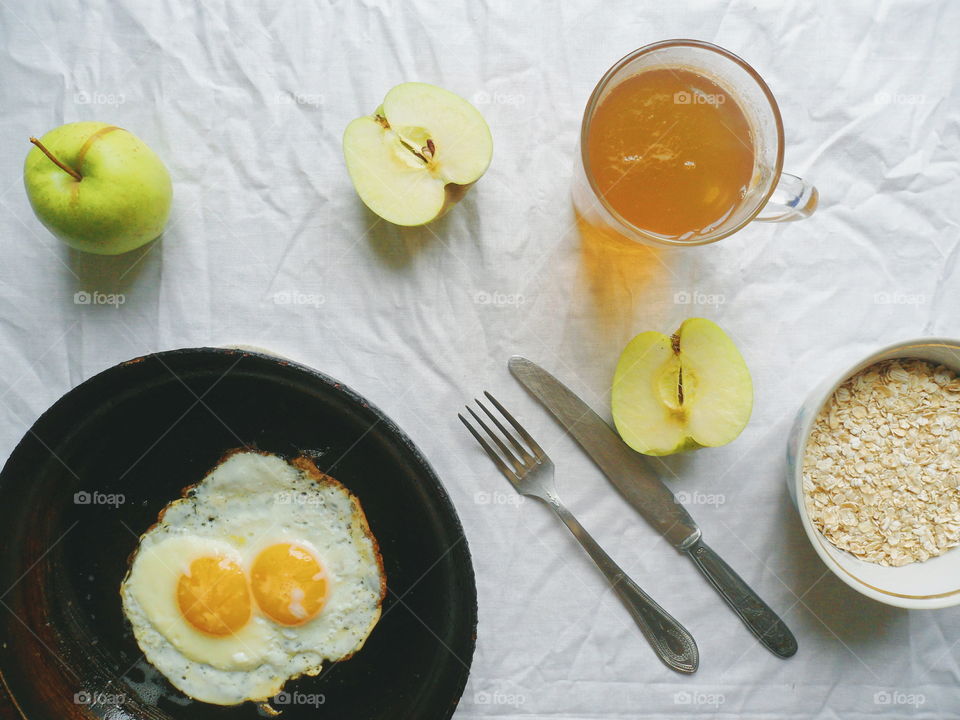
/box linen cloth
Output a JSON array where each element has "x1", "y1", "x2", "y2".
[{"x1": 1, "y1": 1, "x2": 958, "y2": 717}]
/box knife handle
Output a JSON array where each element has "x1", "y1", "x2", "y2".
[
  {"x1": 684, "y1": 537, "x2": 797, "y2": 658},
  {"x1": 549, "y1": 501, "x2": 699, "y2": 673}
]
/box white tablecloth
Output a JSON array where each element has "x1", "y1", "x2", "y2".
[{"x1": 1, "y1": 1, "x2": 959, "y2": 717}]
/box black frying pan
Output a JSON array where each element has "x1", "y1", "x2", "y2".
[{"x1": 0, "y1": 348, "x2": 476, "y2": 720}]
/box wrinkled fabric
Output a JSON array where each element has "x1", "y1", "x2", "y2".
[{"x1": 1, "y1": 0, "x2": 959, "y2": 717}]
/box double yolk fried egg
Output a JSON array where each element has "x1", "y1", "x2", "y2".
[{"x1": 120, "y1": 451, "x2": 385, "y2": 706}]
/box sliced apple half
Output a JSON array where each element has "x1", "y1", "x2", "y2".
[
  {"x1": 612, "y1": 318, "x2": 753, "y2": 456},
  {"x1": 342, "y1": 82, "x2": 493, "y2": 226}
]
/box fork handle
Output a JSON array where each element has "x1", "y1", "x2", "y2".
[{"x1": 549, "y1": 500, "x2": 699, "y2": 673}]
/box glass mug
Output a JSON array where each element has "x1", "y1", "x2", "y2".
[{"x1": 573, "y1": 39, "x2": 818, "y2": 247}]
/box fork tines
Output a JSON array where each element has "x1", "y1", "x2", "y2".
[{"x1": 458, "y1": 392, "x2": 545, "y2": 484}]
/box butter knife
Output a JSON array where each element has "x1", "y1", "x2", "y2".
[{"x1": 509, "y1": 356, "x2": 798, "y2": 659}]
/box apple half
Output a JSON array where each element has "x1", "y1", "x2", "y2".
[
  {"x1": 343, "y1": 82, "x2": 493, "y2": 226},
  {"x1": 612, "y1": 318, "x2": 753, "y2": 456}
]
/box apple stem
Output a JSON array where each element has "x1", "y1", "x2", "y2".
[
  {"x1": 29, "y1": 137, "x2": 82, "y2": 181},
  {"x1": 672, "y1": 332, "x2": 684, "y2": 406}
]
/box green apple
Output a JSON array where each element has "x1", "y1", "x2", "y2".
[
  {"x1": 612, "y1": 318, "x2": 753, "y2": 456},
  {"x1": 24, "y1": 122, "x2": 172, "y2": 255},
  {"x1": 343, "y1": 82, "x2": 492, "y2": 226}
]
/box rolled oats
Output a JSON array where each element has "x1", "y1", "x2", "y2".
[{"x1": 803, "y1": 359, "x2": 960, "y2": 567}]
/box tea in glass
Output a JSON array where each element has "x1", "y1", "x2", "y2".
[{"x1": 586, "y1": 67, "x2": 754, "y2": 241}]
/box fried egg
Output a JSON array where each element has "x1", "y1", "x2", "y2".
[{"x1": 120, "y1": 450, "x2": 385, "y2": 706}]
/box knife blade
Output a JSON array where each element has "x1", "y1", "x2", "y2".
[
  {"x1": 508, "y1": 356, "x2": 700, "y2": 548},
  {"x1": 509, "y1": 355, "x2": 798, "y2": 659}
]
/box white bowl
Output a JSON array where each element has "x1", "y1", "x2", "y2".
[{"x1": 787, "y1": 338, "x2": 960, "y2": 609}]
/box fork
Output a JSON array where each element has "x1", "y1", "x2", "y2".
[{"x1": 459, "y1": 392, "x2": 699, "y2": 674}]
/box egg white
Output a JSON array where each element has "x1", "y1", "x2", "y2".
[{"x1": 120, "y1": 451, "x2": 385, "y2": 706}]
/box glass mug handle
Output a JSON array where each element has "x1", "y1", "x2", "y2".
[{"x1": 755, "y1": 172, "x2": 818, "y2": 222}]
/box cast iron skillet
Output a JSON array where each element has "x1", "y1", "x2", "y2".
[{"x1": 0, "y1": 348, "x2": 477, "y2": 720}]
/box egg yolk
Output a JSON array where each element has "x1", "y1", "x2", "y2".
[
  {"x1": 176, "y1": 555, "x2": 251, "y2": 636},
  {"x1": 250, "y1": 543, "x2": 328, "y2": 626}
]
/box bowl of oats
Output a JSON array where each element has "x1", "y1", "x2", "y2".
[{"x1": 789, "y1": 339, "x2": 960, "y2": 609}]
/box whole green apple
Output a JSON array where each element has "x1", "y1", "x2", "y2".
[{"x1": 23, "y1": 122, "x2": 172, "y2": 255}]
